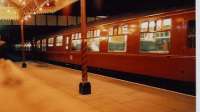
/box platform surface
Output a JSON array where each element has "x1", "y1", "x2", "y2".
[{"x1": 0, "y1": 60, "x2": 196, "y2": 112}]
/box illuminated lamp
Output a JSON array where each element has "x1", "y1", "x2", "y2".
[
  {"x1": 39, "y1": 7, "x2": 43, "y2": 11},
  {"x1": 27, "y1": 14, "x2": 31, "y2": 18},
  {"x1": 22, "y1": 1, "x2": 26, "y2": 6}
]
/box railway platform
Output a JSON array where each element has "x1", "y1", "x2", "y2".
[{"x1": 0, "y1": 59, "x2": 195, "y2": 112}]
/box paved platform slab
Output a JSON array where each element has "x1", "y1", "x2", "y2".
[{"x1": 0, "y1": 59, "x2": 196, "y2": 112}]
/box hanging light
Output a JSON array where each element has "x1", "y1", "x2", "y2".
[
  {"x1": 22, "y1": 1, "x2": 26, "y2": 6},
  {"x1": 46, "y1": 0, "x2": 50, "y2": 6},
  {"x1": 7, "y1": 9, "x2": 10, "y2": 13},
  {"x1": 39, "y1": 7, "x2": 43, "y2": 11},
  {"x1": 27, "y1": 14, "x2": 31, "y2": 18},
  {"x1": 24, "y1": 16, "x2": 28, "y2": 21}
]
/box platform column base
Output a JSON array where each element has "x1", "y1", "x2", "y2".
[
  {"x1": 79, "y1": 82, "x2": 91, "y2": 95},
  {"x1": 22, "y1": 62, "x2": 27, "y2": 68}
]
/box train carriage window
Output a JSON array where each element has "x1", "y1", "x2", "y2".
[
  {"x1": 56, "y1": 35, "x2": 63, "y2": 46},
  {"x1": 36, "y1": 40, "x2": 41, "y2": 49},
  {"x1": 108, "y1": 25, "x2": 128, "y2": 52},
  {"x1": 113, "y1": 27, "x2": 118, "y2": 35},
  {"x1": 118, "y1": 26, "x2": 122, "y2": 35},
  {"x1": 187, "y1": 20, "x2": 195, "y2": 48},
  {"x1": 108, "y1": 27, "x2": 113, "y2": 36},
  {"x1": 108, "y1": 35, "x2": 127, "y2": 52},
  {"x1": 87, "y1": 29, "x2": 100, "y2": 52},
  {"x1": 162, "y1": 18, "x2": 172, "y2": 30},
  {"x1": 96, "y1": 29, "x2": 100, "y2": 37},
  {"x1": 140, "y1": 19, "x2": 171, "y2": 53},
  {"x1": 48, "y1": 38, "x2": 54, "y2": 47},
  {"x1": 71, "y1": 33, "x2": 82, "y2": 51},
  {"x1": 141, "y1": 21, "x2": 149, "y2": 32},
  {"x1": 122, "y1": 25, "x2": 129, "y2": 34},
  {"x1": 156, "y1": 20, "x2": 162, "y2": 31},
  {"x1": 87, "y1": 37, "x2": 100, "y2": 52},
  {"x1": 140, "y1": 32, "x2": 170, "y2": 53},
  {"x1": 42, "y1": 39, "x2": 46, "y2": 51},
  {"x1": 149, "y1": 21, "x2": 156, "y2": 32}
]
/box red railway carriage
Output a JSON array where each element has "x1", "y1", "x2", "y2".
[{"x1": 35, "y1": 8, "x2": 195, "y2": 82}]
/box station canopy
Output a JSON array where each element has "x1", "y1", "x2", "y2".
[{"x1": 0, "y1": 0, "x2": 78, "y2": 21}]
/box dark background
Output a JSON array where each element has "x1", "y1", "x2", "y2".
[{"x1": 0, "y1": 0, "x2": 195, "y2": 44}]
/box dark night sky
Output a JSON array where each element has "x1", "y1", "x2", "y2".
[
  {"x1": 0, "y1": 0, "x2": 195, "y2": 44},
  {"x1": 58, "y1": 0, "x2": 195, "y2": 16}
]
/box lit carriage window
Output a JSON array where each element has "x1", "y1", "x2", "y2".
[
  {"x1": 87, "y1": 38, "x2": 100, "y2": 52},
  {"x1": 37, "y1": 40, "x2": 41, "y2": 48},
  {"x1": 118, "y1": 26, "x2": 122, "y2": 35},
  {"x1": 56, "y1": 35, "x2": 63, "y2": 46},
  {"x1": 94, "y1": 30, "x2": 97, "y2": 37},
  {"x1": 108, "y1": 35, "x2": 127, "y2": 52},
  {"x1": 149, "y1": 21, "x2": 156, "y2": 32},
  {"x1": 156, "y1": 20, "x2": 162, "y2": 31},
  {"x1": 141, "y1": 21, "x2": 149, "y2": 32},
  {"x1": 79, "y1": 33, "x2": 82, "y2": 39},
  {"x1": 42, "y1": 39, "x2": 46, "y2": 51},
  {"x1": 140, "y1": 18, "x2": 171, "y2": 53},
  {"x1": 162, "y1": 18, "x2": 172, "y2": 30},
  {"x1": 71, "y1": 33, "x2": 82, "y2": 51},
  {"x1": 122, "y1": 25, "x2": 129, "y2": 34},
  {"x1": 87, "y1": 29, "x2": 100, "y2": 52},
  {"x1": 96, "y1": 29, "x2": 100, "y2": 37},
  {"x1": 48, "y1": 38, "x2": 54, "y2": 47},
  {"x1": 140, "y1": 32, "x2": 170, "y2": 53},
  {"x1": 187, "y1": 20, "x2": 195, "y2": 48},
  {"x1": 108, "y1": 27, "x2": 113, "y2": 36},
  {"x1": 113, "y1": 27, "x2": 118, "y2": 35}
]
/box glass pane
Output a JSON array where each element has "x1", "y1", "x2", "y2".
[
  {"x1": 140, "y1": 32, "x2": 170, "y2": 53},
  {"x1": 48, "y1": 38, "x2": 54, "y2": 47},
  {"x1": 87, "y1": 38, "x2": 100, "y2": 52},
  {"x1": 118, "y1": 26, "x2": 122, "y2": 35},
  {"x1": 42, "y1": 39, "x2": 46, "y2": 51},
  {"x1": 141, "y1": 22, "x2": 149, "y2": 32},
  {"x1": 37, "y1": 40, "x2": 41, "y2": 48},
  {"x1": 109, "y1": 27, "x2": 113, "y2": 35},
  {"x1": 162, "y1": 18, "x2": 172, "y2": 30},
  {"x1": 122, "y1": 25, "x2": 129, "y2": 34},
  {"x1": 96, "y1": 29, "x2": 101, "y2": 37},
  {"x1": 108, "y1": 35, "x2": 127, "y2": 52},
  {"x1": 156, "y1": 20, "x2": 162, "y2": 31},
  {"x1": 149, "y1": 21, "x2": 156, "y2": 32},
  {"x1": 71, "y1": 39, "x2": 81, "y2": 51},
  {"x1": 113, "y1": 27, "x2": 118, "y2": 35},
  {"x1": 56, "y1": 35, "x2": 63, "y2": 46}
]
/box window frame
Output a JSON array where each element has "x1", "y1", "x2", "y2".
[
  {"x1": 139, "y1": 18, "x2": 172, "y2": 54},
  {"x1": 107, "y1": 25, "x2": 128, "y2": 53},
  {"x1": 48, "y1": 37, "x2": 54, "y2": 47},
  {"x1": 55, "y1": 35, "x2": 64, "y2": 47}
]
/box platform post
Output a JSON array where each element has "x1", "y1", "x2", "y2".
[
  {"x1": 20, "y1": 19, "x2": 27, "y2": 68},
  {"x1": 79, "y1": 0, "x2": 91, "y2": 95}
]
